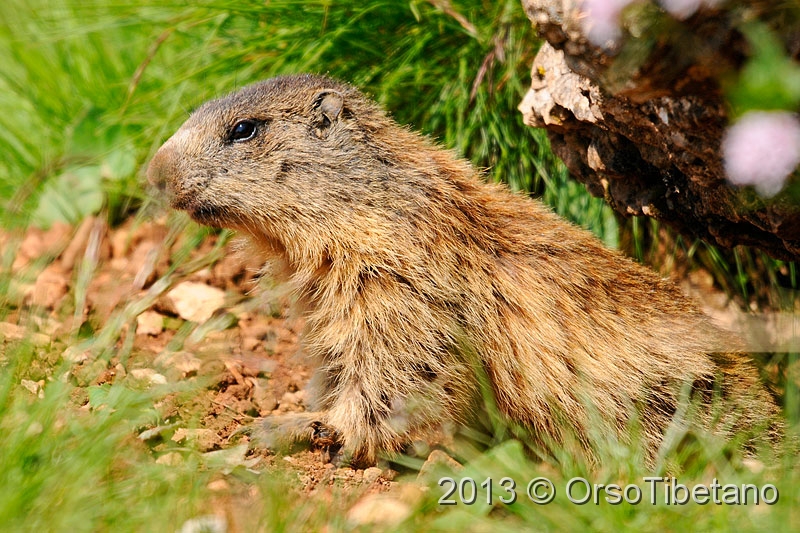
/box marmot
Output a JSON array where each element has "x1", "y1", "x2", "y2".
[{"x1": 147, "y1": 74, "x2": 778, "y2": 466}]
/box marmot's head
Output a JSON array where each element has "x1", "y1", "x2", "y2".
[{"x1": 146, "y1": 74, "x2": 398, "y2": 234}]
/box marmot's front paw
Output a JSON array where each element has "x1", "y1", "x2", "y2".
[
  {"x1": 309, "y1": 420, "x2": 342, "y2": 462},
  {"x1": 247, "y1": 412, "x2": 340, "y2": 457}
]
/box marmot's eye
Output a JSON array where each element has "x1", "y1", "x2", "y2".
[{"x1": 229, "y1": 120, "x2": 258, "y2": 142}]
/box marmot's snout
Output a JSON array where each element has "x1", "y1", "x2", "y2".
[
  {"x1": 146, "y1": 144, "x2": 172, "y2": 192},
  {"x1": 146, "y1": 134, "x2": 191, "y2": 207}
]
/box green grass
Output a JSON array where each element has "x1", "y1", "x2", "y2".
[
  {"x1": 623, "y1": 217, "x2": 799, "y2": 311},
  {"x1": 0, "y1": 341, "x2": 365, "y2": 532},
  {"x1": 0, "y1": 342, "x2": 205, "y2": 530},
  {"x1": 0, "y1": 1, "x2": 798, "y2": 531}
]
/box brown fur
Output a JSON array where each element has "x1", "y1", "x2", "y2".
[{"x1": 147, "y1": 74, "x2": 778, "y2": 466}]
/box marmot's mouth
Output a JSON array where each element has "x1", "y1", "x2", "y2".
[
  {"x1": 190, "y1": 204, "x2": 227, "y2": 228},
  {"x1": 171, "y1": 195, "x2": 226, "y2": 229},
  {"x1": 169, "y1": 193, "x2": 194, "y2": 213}
]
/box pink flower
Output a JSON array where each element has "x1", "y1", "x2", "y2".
[
  {"x1": 722, "y1": 111, "x2": 800, "y2": 197},
  {"x1": 658, "y1": 0, "x2": 723, "y2": 19},
  {"x1": 579, "y1": 0, "x2": 636, "y2": 48}
]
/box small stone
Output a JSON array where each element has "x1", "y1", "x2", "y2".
[
  {"x1": 155, "y1": 351, "x2": 202, "y2": 376},
  {"x1": 363, "y1": 466, "x2": 383, "y2": 485},
  {"x1": 166, "y1": 281, "x2": 226, "y2": 323},
  {"x1": 347, "y1": 494, "x2": 412, "y2": 527},
  {"x1": 63, "y1": 346, "x2": 91, "y2": 364},
  {"x1": 156, "y1": 452, "x2": 184, "y2": 466},
  {"x1": 742, "y1": 458, "x2": 765, "y2": 474},
  {"x1": 257, "y1": 358, "x2": 278, "y2": 375},
  {"x1": 109, "y1": 224, "x2": 132, "y2": 259},
  {"x1": 20, "y1": 379, "x2": 44, "y2": 398},
  {"x1": 242, "y1": 336, "x2": 262, "y2": 352},
  {"x1": 279, "y1": 390, "x2": 305, "y2": 411},
  {"x1": 25, "y1": 421, "x2": 44, "y2": 438},
  {"x1": 177, "y1": 515, "x2": 227, "y2": 533},
  {"x1": 138, "y1": 424, "x2": 174, "y2": 442},
  {"x1": 237, "y1": 355, "x2": 277, "y2": 377},
  {"x1": 0, "y1": 322, "x2": 50, "y2": 345},
  {"x1": 30, "y1": 264, "x2": 68, "y2": 309},
  {"x1": 136, "y1": 310, "x2": 164, "y2": 336},
  {"x1": 207, "y1": 478, "x2": 230, "y2": 491},
  {"x1": 252, "y1": 382, "x2": 278, "y2": 414},
  {"x1": 130, "y1": 368, "x2": 168, "y2": 385},
  {"x1": 334, "y1": 467, "x2": 356, "y2": 482},
  {"x1": 16, "y1": 222, "x2": 71, "y2": 270},
  {"x1": 171, "y1": 428, "x2": 221, "y2": 452},
  {"x1": 417, "y1": 450, "x2": 463, "y2": 480}
]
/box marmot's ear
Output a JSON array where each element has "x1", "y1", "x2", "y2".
[{"x1": 312, "y1": 90, "x2": 344, "y2": 131}]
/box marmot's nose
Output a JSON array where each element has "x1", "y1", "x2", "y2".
[{"x1": 146, "y1": 145, "x2": 174, "y2": 192}]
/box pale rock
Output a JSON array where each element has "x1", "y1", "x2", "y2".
[
  {"x1": 167, "y1": 281, "x2": 226, "y2": 323},
  {"x1": 136, "y1": 310, "x2": 164, "y2": 336}
]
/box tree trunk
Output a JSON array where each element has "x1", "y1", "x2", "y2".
[{"x1": 518, "y1": 0, "x2": 800, "y2": 260}]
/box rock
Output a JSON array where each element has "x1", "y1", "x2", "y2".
[
  {"x1": 130, "y1": 368, "x2": 168, "y2": 385},
  {"x1": 417, "y1": 450, "x2": 463, "y2": 480},
  {"x1": 63, "y1": 346, "x2": 91, "y2": 364},
  {"x1": 346, "y1": 494, "x2": 412, "y2": 527},
  {"x1": 172, "y1": 428, "x2": 221, "y2": 452},
  {"x1": 519, "y1": 0, "x2": 800, "y2": 260},
  {"x1": 202, "y1": 445, "x2": 259, "y2": 471},
  {"x1": 86, "y1": 270, "x2": 128, "y2": 318},
  {"x1": 252, "y1": 380, "x2": 278, "y2": 414},
  {"x1": 237, "y1": 355, "x2": 278, "y2": 377},
  {"x1": 20, "y1": 379, "x2": 44, "y2": 398},
  {"x1": 742, "y1": 458, "x2": 765, "y2": 474},
  {"x1": 362, "y1": 466, "x2": 383, "y2": 485},
  {"x1": 0, "y1": 322, "x2": 50, "y2": 345},
  {"x1": 109, "y1": 223, "x2": 132, "y2": 259},
  {"x1": 177, "y1": 515, "x2": 227, "y2": 533},
  {"x1": 166, "y1": 281, "x2": 226, "y2": 323},
  {"x1": 30, "y1": 264, "x2": 68, "y2": 309},
  {"x1": 14, "y1": 222, "x2": 71, "y2": 271},
  {"x1": 278, "y1": 390, "x2": 306, "y2": 412},
  {"x1": 136, "y1": 310, "x2": 164, "y2": 336},
  {"x1": 155, "y1": 351, "x2": 202, "y2": 377},
  {"x1": 25, "y1": 421, "x2": 44, "y2": 438},
  {"x1": 207, "y1": 478, "x2": 230, "y2": 491},
  {"x1": 156, "y1": 452, "x2": 184, "y2": 466},
  {"x1": 241, "y1": 335, "x2": 262, "y2": 352}
]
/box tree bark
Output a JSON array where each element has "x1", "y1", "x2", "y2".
[{"x1": 518, "y1": 0, "x2": 800, "y2": 260}]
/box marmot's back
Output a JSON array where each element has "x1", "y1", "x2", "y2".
[{"x1": 147, "y1": 74, "x2": 779, "y2": 466}]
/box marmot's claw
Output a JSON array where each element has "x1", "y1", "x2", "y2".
[
  {"x1": 309, "y1": 421, "x2": 343, "y2": 463},
  {"x1": 310, "y1": 420, "x2": 341, "y2": 446},
  {"x1": 247, "y1": 412, "x2": 331, "y2": 454}
]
